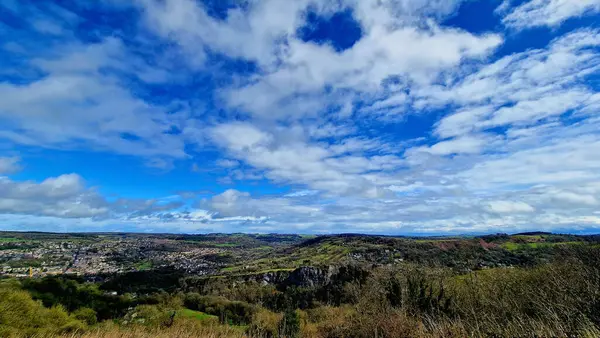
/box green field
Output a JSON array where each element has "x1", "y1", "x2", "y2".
[
  {"x1": 135, "y1": 261, "x2": 153, "y2": 271},
  {"x1": 501, "y1": 241, "x2": 584, "y2": 251},
  {"x1": 0, "y1": 237, "x2": 22, "y2": 243},
  {"x1": 213, "y1": 243, "x2": 239, "y2": 247},
  {"x1": 179, "y1": 309, "x2": 217, "y2": 321}
]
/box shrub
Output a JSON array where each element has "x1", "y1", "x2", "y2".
[
  {"x1": 278, "y1": 308, "x2": 300, "y2": 338},
  {"x1": 73, "y1": 307, "x2": 98, "y2": 325},
  {"x1": 248, "y1": 308, "x2": 282, "y2": 338},
  {"x1": 183, "y1": 293, "x2": 255, "y2": 325},
  {"x1": 0, "y1": 286, "x2": 87, "y2": 336}
]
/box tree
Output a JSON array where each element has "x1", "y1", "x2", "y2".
[
  {"x1": 73, "y1": 307, "x2": 98, "y2": 325},
  {"x1": 278, "y1": 308, "x2": 300, "y2": 338}
]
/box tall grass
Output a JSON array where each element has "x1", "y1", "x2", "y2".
[{"x1": 64, "y1": 320, "x2": 244, "y2": 338}]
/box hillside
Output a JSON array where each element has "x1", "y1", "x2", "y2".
[{"x1": 1, "y1": 232, "x2": 600, "y2": 337}]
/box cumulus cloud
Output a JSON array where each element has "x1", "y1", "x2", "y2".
[
  {"x1": 0, "y1": 174, "x2": 109, "y2": 218},
  {"x1": 135, "y1": 0, "x2": 501, "y2": 123},
  {"x1": 0, "y1": 172, "x2": 193, "y2": 222},
  {"x1": 210, "y1": 122, "x2": 402, "y2": 197}
]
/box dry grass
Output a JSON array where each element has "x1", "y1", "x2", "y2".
[{"x1": 62, "y1": 319, "x2": 245, "y2": 338}]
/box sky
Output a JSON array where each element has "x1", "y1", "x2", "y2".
[{"x1": 0, "y1": 0, "x2": 600, "y2": 235}]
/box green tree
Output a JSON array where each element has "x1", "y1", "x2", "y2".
[
  {"x1": 278, "y1": 308, "x2": 300, "y2": 338},
  {"x1": 0, "y1": 286, "x2": 86, "y2": 336},
  {"x1": 73, "y1": 307, "x2": 97, "y2": 325}
]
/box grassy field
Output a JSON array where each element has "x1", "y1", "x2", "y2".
[
  {"x1": 218, "y1": 241, "x2": 352, "y2": 274},
  {"x1": 0, "y1": 237, "x2": 23, "y2": 243},
  {"x1": 178, "y1": 309, "x2": 217, "y2": 321},
  {"x1": 135, "y1": 261, "x2": 153, "y2": 271},
  {"x1": 501, "y1": 240, "x2": 584, "y2": 251},
  {"x1": 212, "y1": 243, "x2": 239, "y2": 248}
]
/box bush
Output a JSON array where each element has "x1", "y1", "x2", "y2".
[
  {"x1": 248, "y1": 308, "x2": 281, "y2": 338},
  {"x1": 22, "y1": 276, "x2": 133, "y2": 320},
  {"x1": 278, "y1": 308, "x2": 300, "y2": 338},
  {"x1": 73, "y1": 307, "x2": 98, "y2": 326},
  {"x1": 183, "y1": 293, "x2": 255, "y2": 325},
  {"x1": 125, "y1": 304, "x2": 176, "y2": 327},
  {"x1": 0, "y1": 286, "x2": 87, "y2": 336}
]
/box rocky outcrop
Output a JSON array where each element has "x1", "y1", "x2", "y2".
[
  {"x1": 283, "y1": 266, "x2": 336, "y2": 287},
  {"x1": 231, "y1": 266, "x2": 337, "y2": 288}
]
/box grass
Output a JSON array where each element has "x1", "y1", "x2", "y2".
[
  {"x1": 220, "y1": 267, "x2": 236, "y2": 272},
  {"x1": 513, "y1": 234, "x2": 544, "y2": 241},
  {"x1": 218, "y1": 267, "x2": 296, "y2": 277},
  {"x1": 414, "y1": 239, "x2": 460, "y2": 243},
  {"x1": 183, "y1": 241, "x2": 241, "y2": 248},
  {"x1": 66, "y1": 318, "x2": 246, "y2": 338},
  {"x1": 179, "y1": 309, "x2": 217, "y2": 321},
  {"x1": 220, "y1": 241, "x2": 358, "y2": 274},
  {"x1": 501, "y1": 242, "x2": 520, "y2": 251},
  {"x1": 0, "y1": 237, "x2": 22, "y2": 243},
  {"x1": 135, "y1": 261, "x2": 153, "y2": 271},
  {"x1": 250, "y1": 268, "x2": 295, "y2": 274},
  {"x1": 213, "y1": 243, "x2": 238, "y2": 248},
  {"x1": 501, "y1": 241, "x2": 584, "y2": 251}
]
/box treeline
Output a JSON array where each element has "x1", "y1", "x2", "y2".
[{"x1": 21, "y1": 276, "x2": 133, "y2": 320}]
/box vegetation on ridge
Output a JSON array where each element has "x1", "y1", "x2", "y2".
[{"x1": 1, "y1": 232, "x2": 599, "y2": 337}]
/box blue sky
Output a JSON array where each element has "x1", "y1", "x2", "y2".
[{"x1": 1, "y1": 0, "x2": 600, "y2": 235}]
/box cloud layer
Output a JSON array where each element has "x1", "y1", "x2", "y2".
[{"x1": 0, "y1": 0, "x2": 599, "y2": 234}]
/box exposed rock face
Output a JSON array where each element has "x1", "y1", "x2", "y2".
[
  {"x1": 283, "y1": 266, "x2": 336, "y2": 287},
  {"x1": 234, "y1": 266, "x2": 337, "y2": 288},
  {"x1": 254, "y1": 270, "x2": 288, "y2": 285}
]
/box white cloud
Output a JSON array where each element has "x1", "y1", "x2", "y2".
[
  {"x1": 547, "y1": 190, "x2": 599, "y2": 206},
  {"x1": 136, "y1": 0, "x2": 501, "y2": 122},
  {"x1": 210, "y1": 122, "x2": 403, "y2": 197},
  {"x1": 216, "y1": 159, "x2": 240, "y2": 168},
  {"x1": 503, "y1": 0, "x2": 600, "y2": 29},
  {"x1": 206, "y1": 189, "x2": 253, "y2": 218},
  {"x1": 223, "y1": 26, "x2": 501, "y2": 120},
  {"x1": 0, "y1": 29, "x2": 188, "y2": 164},
  {"x1": 0, "y1": 156, "x2": 21, "y2": 175},
  {"x1": 434, "y1": 106, "x2": 492, "y2": 138},
  {"x1": 0, "y1": 174, "x2": 109, "y2": 218},
  {"x1": 420, "y1": 135, "x2": 491, "y2": 156},
  {"x1": 202, "y1": 189, "x2": 320, "y2": 222},
  {"x1": 427, "y1": 29, "x2": 600, "y2": 136},
  {"x1": 205, "y1": 48, "x2": 600, "y2": 232},
  {"x1": 285, "y1": 190, "x2": 320, "y2": 197},
  {"x1": 488, "y1": 201, "x2": 535, "y2": 214},
  {"x1": 487, "y1": 89, "x2": 591, "y2": 126}
]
